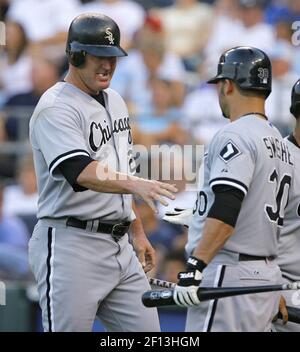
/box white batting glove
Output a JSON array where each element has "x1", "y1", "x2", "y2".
[
  {"x1": 163, "y1": 208, "x2": 193, "y2": 228},
  {"x1": 173, "y1": 256, "x2": 206, "y2": 307},
  {"x1": 174, "y1": 283, "x2": 201, "y2": 307}
]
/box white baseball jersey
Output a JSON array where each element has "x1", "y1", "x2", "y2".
[
  {"x1": 187, "y1": 114, "x2": 294, "y2": 257},
  {"x1": 276, "y1": 135, "x2": 300, "y2": 282},
  {"x1": 30, "y1": 82, "x2": 135, "y2": 221}
]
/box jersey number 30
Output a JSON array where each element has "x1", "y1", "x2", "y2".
[{"x1": 265, "y1": 169, "x2": 292, "y2": 226}]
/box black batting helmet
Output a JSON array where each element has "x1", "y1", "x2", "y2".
[
  {"x1": 207, "y1": 46, "x2": 272, "y2": 98},
  {"x1": 66, "y1": 13, "x2": 127, "y2": 67},
  {"x1": 290, "y1": 79, "x2": 300, "y2": 119}
]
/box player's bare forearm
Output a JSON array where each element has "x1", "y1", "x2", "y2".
[
  {"x1": 131, "y1": 201, "x2": 146, "y2": 238},
  {"x1": 77, "y1": 161, "x2": 135, "y2": 193},
  {"x1": 192, "y1": 218, "x2": 234, "y2": 264},
  {"x1": 77, "y1": 161, "x2": 177, "y2": 212}
]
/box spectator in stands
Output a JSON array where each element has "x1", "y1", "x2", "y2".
[
  {"x1": 288, "y1": 0, "x2": 300, "y2": 19},
  {"x1": 79, "y1": 0, "x2": 145, "y2": 50},
  {"x1": 0, "y1": 114, "x2": 16, "y2": 178},
  {"x1": 151, "y1": 0, "x2": 213, "y2": 71},
  {"x1": 3, "y1": 154, "x2": 37, "y2": 232},
  {"x1": 158, "y1": 249, "x2": 186, "y2": 283},
  {"x1": 276, "y1": 20, "x2": 294, "y2": 42},
  {"x1": 6, "y1": 0, "x2": 79, "y2": 57},
  {"x1": 265, "y1": 0, "x2": 300, "y2": 25},
  {"x1": 132, "y1": 77, "x2": 188, "y2": 147},
  {"x1": 182, "y1": 82, "x2": 228, "y2": 145},
  {"x1": 203, "y1": 0, "x2": 242, "y2": 76},
  {"x1": 266, "y1": 40, "x2": 298, "y2": 135},
  {"x1": 0, "y1": 21, "x2": 32, "y2": 102},
  {"x1": 204, "y1": 0, "x2": 276, "y2": 82},
  {"x1": 111, "y1": 16, "x2": 186, "y2": 115},
  {"x1": 0, "y1": 178, "x2": 31, "y2": 280},
  {"x1": 237, "y1": 0, "x2": 276, "y2": 55},
  {"x1": 134, "y1": 0, "x2": 174, "y2": 11},
  {"x1": 4, "y1": 56, "x2": 60, "y2": 140}
]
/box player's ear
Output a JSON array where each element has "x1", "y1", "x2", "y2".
[{"x1": 224, "y1": 79, "x2": 234, "y2": 95}]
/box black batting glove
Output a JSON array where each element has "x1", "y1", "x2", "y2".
[
  {"x1": 177, "y1": 256, "x2": 207, "y2": 286},
  {"x1": 173, "y1": 256, "x2": 207, "y2": 307}
]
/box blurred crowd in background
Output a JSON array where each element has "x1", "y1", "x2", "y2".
[{"x1": 0, "y1": 0, "x2": 299, "y2": 329}]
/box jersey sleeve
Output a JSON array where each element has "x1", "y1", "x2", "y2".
[
  {"x1": 208, "y1": 131, "x2": 256, "y2": 196},
  {"x1": 32, "y1": 107, "x2": 90, "y2": 180}
]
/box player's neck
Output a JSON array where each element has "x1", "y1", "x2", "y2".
[
  {"x1": 229, "y1": 100, "x2": 266, "y2": 122},
  {"x1": 65, "y1": 70, "x2": 98, "y2": 96}
]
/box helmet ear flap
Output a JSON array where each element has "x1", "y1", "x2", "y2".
[{"x1": 69, "y1": 51, "x2": 86, "y2": 67}]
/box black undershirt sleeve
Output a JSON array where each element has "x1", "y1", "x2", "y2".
[
  {"x1": 207, "y1": 185, "x2": 245, "y2": 227},
  {"x1": 58, "y1": 155, "x2": 94, "y2": 192}
]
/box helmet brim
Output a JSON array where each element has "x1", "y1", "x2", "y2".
[
  {"x1": 70, "y1": 42, "x2": 128, "y2": 57},
  {"x1": 207, "y1": 75, "x2": 224, "y2": 84}
]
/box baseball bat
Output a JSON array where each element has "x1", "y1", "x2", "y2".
[
  {"x1": 278, "y1": 307, "x2": 300, "y2": 324},
  {"x1": 143, "y1": 282, "x2": 300, "y2": 308}
]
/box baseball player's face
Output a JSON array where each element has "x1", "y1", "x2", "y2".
[{"x1": 79, "y1": 54, "x2": 117, "y2": 94}]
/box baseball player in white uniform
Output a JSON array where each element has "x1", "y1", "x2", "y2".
[
  {"x1": 172, "y1": 47, "x2": 294, "y2": 332},
  {"x1": 273, "y1": 79, "x2": 300, "y2": 332},
  {"x1": 28, "y1": 13, "x2": 177, "y2": 332}
]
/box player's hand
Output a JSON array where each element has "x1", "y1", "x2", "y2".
[
  {"x1": 133, "y1": 179, "x2": 178, "y2": 213},
  {"x1": 132, "y1": 234, "x2": 156, "y2": 273},
  {"x1": 279, "y1": 296, "x2": 289, "y2": 325},
  {"x1": 173, "y1": 256, "x2": 206, "y2": 307},
  {"x1": 163, "y1": 208, "x2": 193, "y2": 228}
]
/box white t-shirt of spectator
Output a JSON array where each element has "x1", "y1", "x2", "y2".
[
  {"x1": 204, "y1": 15, "x2": 244, "y2": 73},
  {"x1": 0, "y1": 54, "x2": 33, "y2": 99},
  {"x1": 204, "y1": 17, "x2": 275, "y2": 72},
  {"x1": 266, "y1": 72, "x2": 299, "y2": 130},
  {"x1": 156, "y1": 2, "x2": 213, "y2": 57},
  {"x1": 79, "y1": 0, "x2": 145, "y2": 46},
  {"x1": 3, "y1": 184, "x2": 38, "y2": 217},
  {"x1": 111, "y1": 50, "x2": 187, "y2": 114},
  {"x1": 182, "y1": 84, "x2": 228, "y2": 145},
  {"x1": 237, "y1": 22, "x2": 276, "y2": 57},
  {"x1": 7, "y1": 0, "x2": 80, "y2": 42}
]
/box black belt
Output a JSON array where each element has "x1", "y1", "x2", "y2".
[
  {"x1": 66, "y1": 217, "x2": 131, "y2": 241},
  {"x1": 239, "y1": 253, "x2": 275, "y2": 261}
]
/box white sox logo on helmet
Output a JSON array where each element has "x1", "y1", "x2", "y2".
[{"x1": 105, "y1": 28, "x2": 114, "y2": 45}]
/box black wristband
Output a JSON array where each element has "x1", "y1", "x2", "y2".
[{"x1": 187, "y1": 256, "x2": 207, "y2": 272}]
